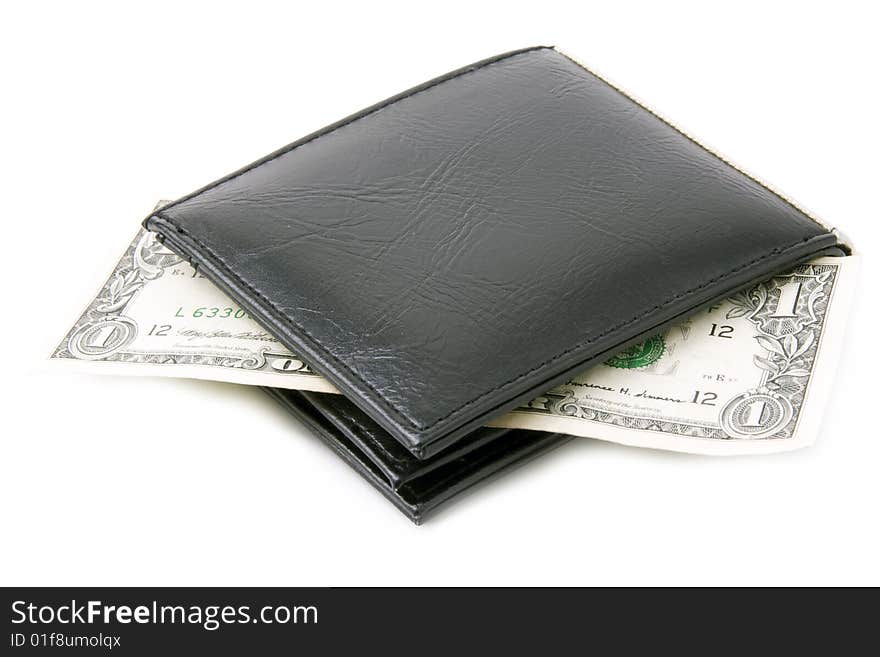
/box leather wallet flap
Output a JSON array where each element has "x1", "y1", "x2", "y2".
[{"x1": 146, "y1": 46, "x2": 841, "y2": 458}]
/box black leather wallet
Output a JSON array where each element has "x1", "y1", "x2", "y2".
[{"x1": 145, "y1": 46, "x2": 847, "y2": 519}]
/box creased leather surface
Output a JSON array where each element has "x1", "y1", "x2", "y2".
[
  {"x1": 263, "y1": 388, "x2": 570, "y2": 524},
  {"x1": 146, "y1": 46, "x2": 840, "y2": 458}
]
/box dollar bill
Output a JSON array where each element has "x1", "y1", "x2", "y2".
[
  {"x1": 51, "y1": 213, "x2": 857, "y2": 455},
  {"x1": 50, "y1": 225, "x2": 339, "y2": 393},
  {"x1": 489, "y1": 254, "x2": 858, "y2": 454}
]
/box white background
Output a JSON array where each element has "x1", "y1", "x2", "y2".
[{"x1": 2, "y1": 1, "x2": 877, "y2": 586}]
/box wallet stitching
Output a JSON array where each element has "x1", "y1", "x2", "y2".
[{"x1": 152, "y1": 213, "x2": 823, "y2": 434}]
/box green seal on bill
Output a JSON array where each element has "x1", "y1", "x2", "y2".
[{"x1": 604, "y1": 334, "x2": 666, "y2": 369}]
